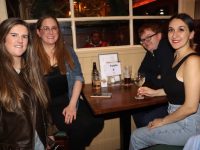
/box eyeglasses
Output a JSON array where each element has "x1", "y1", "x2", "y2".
[
  {"x1": 140, "y1": 33, "x2": 158, "y2": 44},
  {"x1": 40, "y1": 26, "x2": 58, "y2": 33}
]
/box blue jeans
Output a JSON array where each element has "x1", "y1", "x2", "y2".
[
  {"x1": 132, "y1": 104, "x2": 168, "y2": 128},
  {"x1": 183, "y1": 134, "x2": 200, "y2": 150},
  {"x1": 129, "y1": 103, "x2": 200, "y2": 150},
  {"x1": 35, "y1": 131, "x2": 44, "y2": 150}
]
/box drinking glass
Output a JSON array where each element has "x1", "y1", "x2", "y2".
[
  {"x1": 123, "y1": 65, "x2": 132, "y2": 86},
  {"x1": 133, "y1": 73, "x2": 145, "y2": 99}
]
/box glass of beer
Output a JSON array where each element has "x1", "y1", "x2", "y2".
[{"x1": 123, "y1": 65, "x2": 132, "y2": 86}]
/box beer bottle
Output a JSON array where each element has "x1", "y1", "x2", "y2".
[{"x1": 92, "y1": 62, "x2": 101, "y2": 90}]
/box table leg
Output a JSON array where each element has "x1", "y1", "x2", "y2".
[{"x1": 120, "y1": 113, "x2": 131, "y2": 150}]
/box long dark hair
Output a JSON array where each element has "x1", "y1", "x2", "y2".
[
  {"x1": 33, "y1": 15, "x2": 74, "y2": 75},
  {"x1": 0, "y1": 18, "x2": 48, "y2": 111}
]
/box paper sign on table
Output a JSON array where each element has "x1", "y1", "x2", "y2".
[{"x1": 104, "y1": 62, "x2": 121, "y2": 76}]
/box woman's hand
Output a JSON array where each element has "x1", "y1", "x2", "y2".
[
  {"x1": 138, "y1": 86, "x2": 165, "y2": 97},
  {"x1": 138, "y1": 86, "x2": 156, "y2": 97},
  {"x1": 62, "y1": 80, "x2": 82, "y2": 124},
  {"x1": 62, "y1": 105, "x2": 77, "y2": 124},
  {"x1": 148, "y1": 118, "x2": 165, "y2": 129}
]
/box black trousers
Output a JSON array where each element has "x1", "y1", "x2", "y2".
[
  {"x1": 50, "y1": 99, "x2": 104, "y2": 150},
  {"x1": 132, "y1": 104, "x2": 168, "y2": 128}
]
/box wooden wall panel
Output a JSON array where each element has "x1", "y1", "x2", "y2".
[{"x1": 86, "y1": 119, "x2": 120, "y2": 150}]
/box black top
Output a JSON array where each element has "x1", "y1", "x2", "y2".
[
  {"x1": 163, "y1": 53, "x2": 198, "y2": 105},
  {"x1": 44, "y1": 66, "x2": 68, "y2": 105},
  {"x1": 138, "y1": 38, "x2": 174, "y2": 89}
]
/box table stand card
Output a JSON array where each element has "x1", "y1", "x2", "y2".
[
  {"x1": 104, "y1": 62, "x2": 121, "y2": 76},
  {"x1": 99, "y1": 53, "x2": 121, "y2": 87}
]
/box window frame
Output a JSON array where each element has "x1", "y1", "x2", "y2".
[{"x1": 0, "y1": 0, "x2": 191, "y2": 52}]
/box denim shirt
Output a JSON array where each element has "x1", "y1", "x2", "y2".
[{"x1": 65, "y1": 46, "x2": 84, "y2": 102}]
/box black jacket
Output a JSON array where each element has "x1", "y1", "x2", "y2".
[
  {"x1": 138, "y1": 39, "x2": 174, "y2": 89},
  {"x1": 0, "y1": 99, "x2": 47, "y2": 150},
  {"x1": 0, "y1": 72, "x2": 47, "y2": 150}
]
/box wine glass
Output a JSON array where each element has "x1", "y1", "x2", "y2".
[{"x1": 133, "y1": 73, "x2": 145, "y2": 99}]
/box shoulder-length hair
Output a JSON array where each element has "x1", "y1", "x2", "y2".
[
  {"x1": 0, "y1": 18, "x2": 48, "y2": 111},
  {"x1": 33, "y1": 15, "x2": 74, "y2": 75}
]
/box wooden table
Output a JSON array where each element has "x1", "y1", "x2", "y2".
[{"x1": 82, "y1": 84, "x2": 168, "y2": 150}]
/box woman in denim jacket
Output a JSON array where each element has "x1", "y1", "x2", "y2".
[{"x1": 33, "y1": 15, "x2": 104, "y2": 150}]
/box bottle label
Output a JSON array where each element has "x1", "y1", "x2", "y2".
[{"x1": 92, "y1": 80, "x2": 101, "y2": 89}]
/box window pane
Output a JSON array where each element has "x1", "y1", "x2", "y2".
[
  {"x1": 133, "y1": 0, "x2": 178, "y2": 16},
  {"x1": 60, "y1": 22, "x2": 73, "y2": 47},
  {"x1": 133, "y1": 19, "x2": 169, "y2": 44},
  {"x1": 6, "y1": 0, "x2": 70, "y2": 19},
  {"x1": 74, "y1": 0, "x2": 129, "y2": 17},
  {"x1": 76, "y1": 21, "x2": 130, "y2": 48}
]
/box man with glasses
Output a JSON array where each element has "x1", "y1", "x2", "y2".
[{"x1": 132, "y1": 23, "x2": 174, "y2": 128}]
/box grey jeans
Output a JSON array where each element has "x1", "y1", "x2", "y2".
[{"x1": 129, "y1": 103, "x2": 200, "y2": 150}]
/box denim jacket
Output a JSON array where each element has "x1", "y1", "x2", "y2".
[{"x1": 65, "y1": 46, "x2": 84, "y2": 101}]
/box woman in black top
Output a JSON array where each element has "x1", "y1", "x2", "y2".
[
  {"x1": 33, "y1": 15, "x2": 104, "y2": 150},
  {"x1": 129, "y1": 13, "x2": 200, "y2": 150}
]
